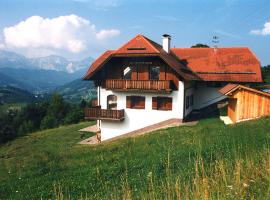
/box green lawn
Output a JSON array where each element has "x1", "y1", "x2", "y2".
[{"x1": 0, "y1": 117, "x2": 270, "y2": 199}]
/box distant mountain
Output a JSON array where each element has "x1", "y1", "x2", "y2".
[
  {"x1": 0, "y1": 67, "x2": 82, "y2": 93},
  {"x1": 29, "y1": 55, "x2": 70, "y2": 71},
  {"x1": 0, "y1": 50, "x2": 93, "y2": 74},
  {"x1": 0, "y1": 50, "x2": 94, "y2": 93},
  {"x1": 0, "y1": 86, "x2": 39, "y2": 104},
  {"x1": 0, "y1": 72, "x2": 34, "y2": 91},
  {"x1": 55, "y1": 79, "x2": 96, "y2": 103},
  {"x1": 0, "y1": 50, "x2": 33, "y2": 69}
]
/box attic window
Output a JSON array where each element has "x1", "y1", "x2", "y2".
[{"x1": 127, "y1": 47, "x2": 146, "y2": 50}]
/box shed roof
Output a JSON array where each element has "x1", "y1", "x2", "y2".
[{"x1": 219, "y1": 84, "x2": 270, "y2": 97}]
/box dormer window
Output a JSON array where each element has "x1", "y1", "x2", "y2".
[
  {"x1": 150, "y1": 66, "x2": 160, "y2": 80},
  {"x1": 123, "y1": 66, "x2": 132, "y2": 80}
]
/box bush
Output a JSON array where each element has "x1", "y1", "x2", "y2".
[
  {"x1": 64, "y1": 108, "x2": 84, "y2": 125},
  {"x1": 47, "y1": 93, "x2": 68, "y2": 123},
  {"x1": 18, "y1": 120, "x2": 35, "y2": 136},
  {"x1": 0, "y1": 124, "x2": 16, "y2": 144},
  {"x1": 0, "y1": 113, "x2": 17, "y2": 143},
  {"x1": 40, "y1": 115, "x2": 58, "y2": 129}
]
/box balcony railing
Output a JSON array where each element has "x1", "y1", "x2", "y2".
[
  {"x1": 84, "y1": 107, "x2": 125, "y2": 121},
  {"x1": 104, "y1": 79, "x2": 173, "y2": 92}
]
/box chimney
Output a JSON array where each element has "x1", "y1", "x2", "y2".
[{"x1": 162, "y1": 34, "x2": 171, "y2": 53}]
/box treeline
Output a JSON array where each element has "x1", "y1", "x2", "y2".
[
  {"x1": 262, "y1": 65, "x2": 270, "y2": 84},
  {"x1": 0, "y1": 93, "x2": 89, "y2": 144}
]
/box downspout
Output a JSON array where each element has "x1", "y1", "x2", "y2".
[
  {"x1": 183, "y1": 85, "x2": 186, "y2": 122},
  {"x1": 97, "y1": 84, "x2": 101, "y2": 142}
]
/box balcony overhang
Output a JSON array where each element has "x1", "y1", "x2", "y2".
[
  {"x1": 84, "y1": 107, "x2": 125, "y2": 121},
  {"x1": 104, "y1": 79, "x2": 174, "y2": 93}
]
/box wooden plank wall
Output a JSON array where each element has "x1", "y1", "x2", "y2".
[
  {"x1": 166, "y1": 67, "x2": 179, "y2": 89},
  {"x1": 234, "y1": 90, "x2": 270, "y2": 121},
  {"x1": 228, "y1": 98, "x2": 237, "y2": 123},
  {"x1": 103, "y1": 57, "x2": 180, "y2": 89}
]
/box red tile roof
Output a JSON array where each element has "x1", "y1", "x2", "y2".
[
  {"x1": 84, "y1": 34, "x2": 199, "y2": 80},
  {"x1": 83, "y1": 50, "x2": 115, "y2": 80},
  {"x1": 116, "y1": 34, "x2": 160, "y2": 54},
  {"x1": 84, "y1": 34, "x2": 262, "y2": 83},
  {"x1": 219, "y1": 84, "x2": 270, "y2": 97},
  {"x1": 171, "y1": 48, "x2": 262, "y2": 82},
  {"x1": 219, "y1": 84, "x2": 238, "y2": 95}
]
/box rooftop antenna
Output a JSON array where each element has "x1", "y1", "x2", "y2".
[{"x1": 212, "y1": 36, "x2": 219, "y2": 51}]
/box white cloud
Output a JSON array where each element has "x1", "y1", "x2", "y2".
[
  {"x1": 97, "y1": 29, "x2": 120, "y2": 40},
  {"x1": 250, "y1": 22, "x2": 270, "y2": 35},
  {"x1": 0, "y1": 43, "x2": 5, "y2": 49},
  {"x1": 66, "y1": 63, "x2": 77, "y2": 73},
  {"x1": 2, "y1": 14, "x2": 120, "y2": 56}
]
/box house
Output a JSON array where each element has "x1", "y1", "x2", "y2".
[
  {"x1": 219, "y1": 84, "x2": 270, "y2": 123},
  {"x1": 83, "y1": 34, "x2": 262, "y2": 142}
]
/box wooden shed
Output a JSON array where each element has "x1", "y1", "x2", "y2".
[{"x1": 219, "y1": 84, "x2": 270, "y2": 123}]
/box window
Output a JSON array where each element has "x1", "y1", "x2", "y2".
[
  {"x1": 126, "y1": 96, "x2": 145, "y2": 109},
  {"x1": 150, "y1": 66, "x2": 160, "y2": 80},
  {"x1": 190, "y1": 94, "x2": 194, "y2": 107},
  {"x1": 152, "y1": 97, "x2": 172, "y2": 110},
  {"x1": 186, "y1": 94, "x2": 194, "y2": 109},
  {"x1": 186, "y1": 96, "x2": 190, "y2": 109},
  {"x1": 107, "y1": 95, "x2": 117, "y2": 110},
  {"x1": 123, "y1": 66, "x2": 132, "y2": 80}
]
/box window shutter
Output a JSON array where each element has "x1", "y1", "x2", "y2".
[
  {"x1": 126, "y1": 96, "x2": 131, "y2": 108},
  {"x1": 166, "y1": 98, "x2": 172, "y2": 110},
  {"x1": 140, "y1": 96, "x2": 145, "y2": 109},
  {"x1": 131, "y1": 66, "x2": 137, "y2": 80},
  {"x1": 152, "y1": 97, "x2": 157, "y2": 109}
]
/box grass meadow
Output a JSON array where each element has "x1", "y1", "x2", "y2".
[{"x1": 0, "y1": 117, "x2": 270, "y2": 199}]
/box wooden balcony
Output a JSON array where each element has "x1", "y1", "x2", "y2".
[
  {"x1": 104, "y1": 79, "x2": 173, "y2": 92},
  {"x1": 84, "y1": 107, "x2": 125, "y2": 121}
]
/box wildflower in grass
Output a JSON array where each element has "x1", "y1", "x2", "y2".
[
  {"x1": 227, "y1": 185, "x2": 233, "y2": 189},
  {"x1": 147, "y1": 171, "x2": 152, "y2": 180},
  {"x1": 243, "y1": 183, "x2": 249, "y2": 187}
]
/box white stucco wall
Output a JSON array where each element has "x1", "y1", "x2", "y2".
[
  {"x1": 193, "y1": 84, "x2": 227, "y2": 110},
  {"x1": 99, "y1": 81, "x2": 185, "y2": 141}
]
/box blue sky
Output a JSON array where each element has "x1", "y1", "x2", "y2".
[{"x1": 0, "y1": 0, "x2": 270, "y2": 65}]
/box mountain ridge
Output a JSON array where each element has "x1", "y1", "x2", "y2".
[{"x1": 0, "y1": 50, "x2": 94, "y2": 94}]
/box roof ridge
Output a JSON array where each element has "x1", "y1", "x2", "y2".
[
  {"x1": 140, "y1": 35, "x2": 160, "y2": 53},
  {"x1": 171, "y1": 47, "x2": 251, "y2": 50}
]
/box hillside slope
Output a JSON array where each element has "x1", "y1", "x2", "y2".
[
  {"x1": 0, "y1": 118, "x2": 270, "y2": 199},
  {"x1": 0, "y1": 72, "x2": 34, "y2": 91},
  {"x1": 55, "y1": 79, "x2": 96, "y2": 102},
  {"x1": 0, "y1": 86, "x2": 37, "y2": 104}
]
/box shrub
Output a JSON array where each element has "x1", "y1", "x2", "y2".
[
  {"x1": 18, "y1": 120, "x2": 35, "y2": 136},
  {"x1": 0, "y1": 123, "x2": 16, "y2": 144},
  {"x1": 40, "y1": 115, "x2": 58, "y2": 129},
  {"x1": 64, "y1": 108, "x2": 84, "y2": 125},
  {"x1": 47, "y1": 93, "x2": 68, "y2": 123}
]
